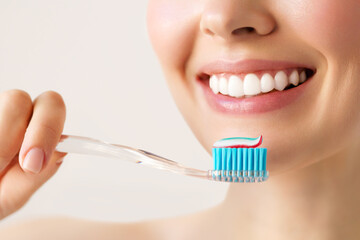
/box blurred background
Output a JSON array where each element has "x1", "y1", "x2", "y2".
[{"x1": 0, "y1": 0, "x2": 228, "y2": 226}]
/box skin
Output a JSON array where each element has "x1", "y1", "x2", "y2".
[
  {"x1": 1, "y1": 0, "x2": 360, "y2": 239},
  {"x1": 146, "y1": 0, "x2": 360, "y2": 239}
]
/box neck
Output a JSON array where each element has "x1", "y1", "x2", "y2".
[{"x1": 218, "y1": 139, "x2": 360, "y2": 239}]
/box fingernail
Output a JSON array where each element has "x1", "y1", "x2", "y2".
[{"x1": 22, "y1": 148, "x2": 45, "y2": 174}]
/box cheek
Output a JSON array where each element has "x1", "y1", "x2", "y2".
[
  {"x1": 284, "y1": 0, "x2": 360, "y2": 56},
  {"x1": 146, "y1": 0, "x2": 204, "y2": 137},
  {"x1": 146, "y1": 0, "x2": 202, "y2": 71}
]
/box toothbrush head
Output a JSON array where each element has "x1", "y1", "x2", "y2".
[{"x1": 210, "y1": 135, "x2": 269, "y2": 183}]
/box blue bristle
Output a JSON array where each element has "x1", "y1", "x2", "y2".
[
  {"x1": 259, "y1": 148, "x2": 264, "y2": 171},
  {"x1": 248, "y1": 148, "x2": 254, "y2": 171},
  {"x1": 237, "y1": 148, "x2": 243, "y2": 171},
  {"x1": 243, "y1": 149, "x2": 248, "y2": 171},
  {"x1": 221, "y1": 150, "x2": 226, "y2": 170},
  {"x1": 215, "y1": 148, "x2": 220, "y2": 170},
  {"x1": 261, "y1": 148, "x2": 267, "y2": 171},
  {"x1": 231, "y1": 148, "x2": 237, "y2": 171},
  {"x1": 254, "y1": 149, "x2": 259, "y2": 171},
  {"x1": 226, "y1": 149, "x2": 232, "y2": 171},
  {"x1": 254, "y1": 149, "x2": 259, "y2": 177},
  {"x1": 212, "y1": 147, "x2": 268, "y2": 182}
]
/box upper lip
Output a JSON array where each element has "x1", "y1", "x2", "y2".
[{"x1": 197, "y1": 59, "x2": 316, "y2": 77}]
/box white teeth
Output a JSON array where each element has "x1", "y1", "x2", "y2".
[
  {"x1": 210, "y1": 75, "x2": 219, "y2": 94},
  {"x1": 289, "y1": 70, "x2": 299, "y2": 86},
  {"x1": 274, "y1": 71, "x2": 288, "y2": 91},
  {"x1": 208, "y1": 69, "x2": 309, "y2": 98},
  {"x1": 260, "y1": 73, "x2": 275, "y2": 93},
  {"x1": 228, "y1": 75, "x2": 244, "y2": 97},
  {"x1": 219, "y1": 76, "x2": 229, "y2": 95},
  {"x1": 243, "y1": 74, "x2": 261, "y2": 96},
  {"x1": 299, "y1": 71, "x2": 306, "y2": 83}
]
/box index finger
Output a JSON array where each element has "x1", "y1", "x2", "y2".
[{"x1": 19, "y1": 91, "x2": 66, "y2": 173}]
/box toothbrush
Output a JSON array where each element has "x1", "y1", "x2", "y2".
[{"x1": 55, "y1": 135, "x2": 269, "y2": 183}]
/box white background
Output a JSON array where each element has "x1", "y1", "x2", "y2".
[{"x1": 0, "y1": 0, "x2": 228, "y2": 226}]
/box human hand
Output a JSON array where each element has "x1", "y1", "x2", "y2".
[{"x1": 0, "y1": 90, "x2": 66, "y2": 220}]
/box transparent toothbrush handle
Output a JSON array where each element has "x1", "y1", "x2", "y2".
[{"x1": 55, "y1": 135, "x2": 210, "y2": 180}]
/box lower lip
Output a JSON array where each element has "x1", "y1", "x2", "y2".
[{"x1": 198, "y1": 76, "x2": 313, "y2": 114}]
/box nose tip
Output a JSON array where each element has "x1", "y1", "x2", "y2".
[{"x1": 200, "y1": 1, "x2": 276, "y2": 41}]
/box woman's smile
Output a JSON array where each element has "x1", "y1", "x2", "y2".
[{"x1": 195, "y1": 59, "x2": 316, "y2": 114}]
